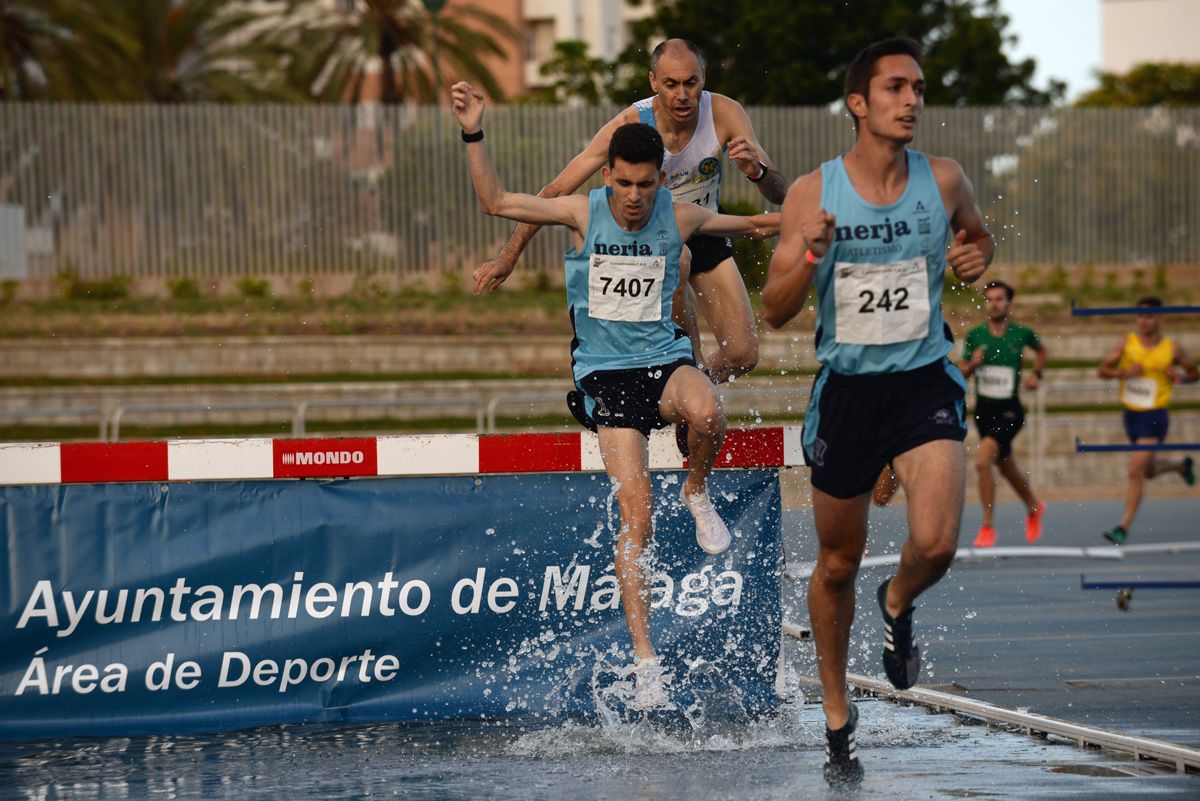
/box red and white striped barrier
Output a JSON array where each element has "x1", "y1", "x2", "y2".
[{"x1": 0, "y1": 426, "x2": 805, "y2": 485}]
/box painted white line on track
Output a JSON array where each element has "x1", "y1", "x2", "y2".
[{"x1": 785, "y1": 544, "x2": 1142, "y2": 581}]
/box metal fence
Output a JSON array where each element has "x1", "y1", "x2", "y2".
[{"x1": 2, "y1": 103, "x2": 1198, "y2": 280}]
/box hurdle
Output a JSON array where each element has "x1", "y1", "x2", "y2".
[
  {"x1": 1080, "y1": 576, "x2": 1200, "y2": 591},
  {"x1": 0, "y1": 427, "x2": 801, "y2": 740},
  {"x1": 1070, "y1": 300, "x2": 1200, "y2": 316},
  {"x1": 1075, "y1": 437, "x2": 1199, "y2": 453},
  {"x1": 1080, "y1": 573, "x2": 1200, "y2": 612}
]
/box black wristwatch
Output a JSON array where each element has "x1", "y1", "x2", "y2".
[
  {"x1": 748, "y1": 161, "x2": 768, "y2": 183},
  {"x1": 461, "y1": 128, "x2": 484, "y2": 143}
]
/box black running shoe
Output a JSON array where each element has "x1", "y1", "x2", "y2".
[
  {"x1": 823, "y1": 701, "x2": 864, "y2": 786},
  {"x1": 675, "y1": 421, "x2": 690, "y2": 457},
  {"x1": 878, "y1": 578, "x2": 920, "y2": 690},
  {"x1": 566, "y1": 390, "x2": 597, "y2": 433},
  {"x1": 1183, "y1": 456, "x2": 1195, "y2": 487}
]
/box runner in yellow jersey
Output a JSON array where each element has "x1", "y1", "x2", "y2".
[{"x1": 1097, "y1": 297, "x2": 1199, "y2": 544}]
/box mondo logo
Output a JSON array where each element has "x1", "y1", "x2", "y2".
[
  {"x1": 273, "y1": 438, "x2": 378, "y2": 478},
  {"x1": 280, "y1": 450, "x2": 364, "y2": 466}
]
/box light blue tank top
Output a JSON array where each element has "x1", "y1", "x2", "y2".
[
  {"x1": 813, "y1": 150, "x2": 955, "y2": 375},
  {"x1": 565, "y1": 187, "x2": 692, "y2": 381}
]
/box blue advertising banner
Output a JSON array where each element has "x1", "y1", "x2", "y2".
[{"x1": 0, "y1": 470, "x2": 782, "y2": 739}]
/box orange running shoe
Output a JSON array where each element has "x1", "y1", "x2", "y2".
[
  {"x1": 1025, "y1": 503, "x2": 1045, "y2": 543},
  {"x1": 973, "y1": 524, "x2": 996, "y2": 548}
]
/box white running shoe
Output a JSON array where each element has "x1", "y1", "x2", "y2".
[
  {"x1": 630, "y1": 657, "x2": 671, "y2": 710},
  {"x1": 681, "y1": 485, "x2": 731, "y2": 555}
]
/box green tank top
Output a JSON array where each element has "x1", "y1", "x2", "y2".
[{"x1": 962, "y1": 322, "x2": 1040, "y2": 401}]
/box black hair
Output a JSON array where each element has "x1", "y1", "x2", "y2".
[
  {"x1": 1137, "y1": 296, "x2": 1163, "y2": 307},
  {"x1": 844, "y1": 37, "x2": 924, "y2": 132},
  {"x1": 983, "y1": 280, "x2": 1015, "y2": 301},
  {"x1": 609, "y1": 123, "x2": 665, "y2": 170},
  {"x1": 650, "y1": 38, "x2": 706, "y2": 73}
]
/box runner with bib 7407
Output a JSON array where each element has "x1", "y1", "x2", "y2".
[{"x1": 452, "y1": 80, "x2": 779, "y2": 711}]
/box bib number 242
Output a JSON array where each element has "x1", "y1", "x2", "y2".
[
  {"x1": 833, "y1": 256, "x2": 930, "y2": 346},
  {"x1": 857, "y1": 287, "x2": 910, "y2": 314}
]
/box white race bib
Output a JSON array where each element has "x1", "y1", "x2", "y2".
[
  {"x1": 976, "y1": 365, "x2": 1016, "y2": 400},
  {"x1": 588, "y1": 254, "x2": 665, "y2": 322},
  {"x1": 833, "y1": 257, "x2": 931, "y2": 346},
  {"x1": 1122, "y1": 376, "x2": 1157, "y2": 410},
  {"x1": 668, "y1": 174, "x2": 721, "y2": 211}
]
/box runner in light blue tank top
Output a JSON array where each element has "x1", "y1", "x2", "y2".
[
  {"x1": 453, "y1": 82, "x2": 782, "y2": 695},
  {"x1": 759, "y1": 38, "x2": 995, "y2": 787},
  {"x1": 566, "y1": 186, "x2": 692, "y2": 383}
]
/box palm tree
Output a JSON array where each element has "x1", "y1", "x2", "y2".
[
  {"x1": 0, "y1": 0, "x2": 119, "y2": 100},
  {"x1": 277, "y1": 0, "x2": 517, "y2": 104},
  {"x1": 84, "y1": 0, "x2": 301, "y2": 103}
]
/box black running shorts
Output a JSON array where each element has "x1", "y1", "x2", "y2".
[
  {"x1": 973, "y1": 397, "x2": 1025, "y2": 460},
  {"x1": 802, "y1": 359, "x2": 967, "y2": 499},
  {"x1": 685, "y1": 232, "x2": 735, "y2": 276},
  {"x1": 579, "y1": 358, "x2": 696, "y2": 437}
]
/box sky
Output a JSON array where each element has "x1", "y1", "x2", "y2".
[{"x1": 997, "y1": 0, "x2": 1102, "y2": 101}]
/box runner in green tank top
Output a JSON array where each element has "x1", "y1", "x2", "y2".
[{"x1": 957, "y1": 281, "x2": 1047, "y2": 547}]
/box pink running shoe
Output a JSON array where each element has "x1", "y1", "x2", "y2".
[
  {"x1": 973, "y1": 524, "x2": 996, "y2": 548},
  {"x1": 1025, "y1": 503, "x2": 1045, "y2": 543}
]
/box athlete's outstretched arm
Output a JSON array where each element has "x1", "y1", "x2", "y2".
[
  {"x1": 714, "y1": 94, "x2": 788, "y2": 205},
  {"x1": 452, "y1": 83, "x2": 585, "y2": 231},
  {"x1": 675, "y1": 203, "x2": 779, "y2": 241},
  {"x1": 472, "y1": 108, "x2": 638, "y2": 294},
  {"x1": 933, "y1": 157, "x2": 994, "y2": 283},
  {"x1": 762, "y1": 172, "x2": 826, "y2": 329}
]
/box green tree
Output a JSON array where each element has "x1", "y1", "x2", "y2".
[
  {"x1": 0, "y1": 0, "x2": 122, "y2": 99},
  {"x1": 275, "y1": 0, "x2": 518, "y2": 104},
  {"x1": 1077, "y1": 62, "x2": 1200, "y2": 107},
  {"x1": 535, "y1": 40, "x2": 613, "y2": 105},
  {"x1": 1, "y1": 0, "x2": 299, "y2": 103},
  {"x1": 607, "y1": 0, "x2": 1063, "y2": 106},
  {"x1": 86, "y1": 0, "x2": 299, "y2": 102}
]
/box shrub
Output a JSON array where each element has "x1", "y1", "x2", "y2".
[
  {"x1": 1046, "y1": 264, "x2": 1069, "y2": 294},
  {"x1": 54, "y1": 270, "x2": 131, "y2": 300},
  {"x1": 235, "y1": 277, "x2": 271, "y2": 299},
  {"x1": 166, "y1": 277, "x2": 201, "y2": 301},
  {"x1": 1153, "y1": 264, "x2": 1168, "y2": 293}
]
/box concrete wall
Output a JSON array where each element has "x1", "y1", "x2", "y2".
[{"x1": 5, "y1": 329, "x2": 1199, "y2": 380}]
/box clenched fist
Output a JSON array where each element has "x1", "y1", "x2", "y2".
[
  {"x1": 947, "y1": 228, "x2": 987, "y2": 282},
  {"x1": 801, "y1": 210, "x2": 837, "y2": 262}
]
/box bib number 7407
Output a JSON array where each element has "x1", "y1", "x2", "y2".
[
  {"x1": 598, "y1": 275, "x2": 656, "y2": 298},
  {"x1": 588, "y1": 254, "x2": 666, "y2": 322}
]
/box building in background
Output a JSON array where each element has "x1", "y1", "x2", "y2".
[
  {"x1": 475, "y1": 0, "x2": 656, "y2": 99},
  {"x1": 1101, "y1": 0, "x2": 1200, "y2": 73}
]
